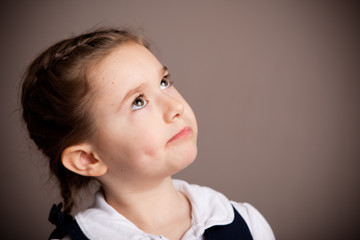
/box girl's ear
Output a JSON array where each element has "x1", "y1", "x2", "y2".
[{"x1": 61, "y1": 144, "x2": 107, "y2": 177}]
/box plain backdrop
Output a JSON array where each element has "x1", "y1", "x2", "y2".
[{"x1": 1, "y1": 1, "x2": 359, "y2": 239}]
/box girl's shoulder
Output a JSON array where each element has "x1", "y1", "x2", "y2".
[
  {"x1": 60, "y1": 180, "x2": 275, "y2": 240},
  {"x1": 231, "y1": 201, "x2": 275, "y2": 240},
  {"x1": 173, "y1": 179, "x2": 275, "y2": 239}
]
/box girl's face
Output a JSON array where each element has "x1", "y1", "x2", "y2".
[{"x1": 89, "y1": 42, "x2": 198, "y2": 184}]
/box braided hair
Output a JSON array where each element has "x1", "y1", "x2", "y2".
[{"x1": 21, "y1": 28, "x2": 148, "y2": 214}]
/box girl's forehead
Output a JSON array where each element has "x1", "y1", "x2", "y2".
[
  {"x1": 95, "y1": 43, "x2": 162, "y2": 79},
  {"x1": 88, "y1": 43, "x2": 165, "y2": 94}
]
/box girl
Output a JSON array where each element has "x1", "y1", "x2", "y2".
[{"x1": 21, "y1": 28, "x2": 275, "y2": 240}]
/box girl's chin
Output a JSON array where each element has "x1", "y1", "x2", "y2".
[{"x1": 171, "y1": 148, "x2": 197, "y2": 173}]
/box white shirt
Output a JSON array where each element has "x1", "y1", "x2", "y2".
[{"x1": 61, "y1": 179, "x2": 275, "y2": 240}]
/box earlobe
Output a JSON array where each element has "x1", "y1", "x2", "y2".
[{"x1": 61, "y1": 144, "x2": 107, "y2": 177}]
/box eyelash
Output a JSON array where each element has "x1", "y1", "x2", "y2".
[
  {"x1": 160, "y1": 74, "x2": 173, "y2": 90},
  {"x1": 131, "y1": 74, "x2": 173, "y2": 111},
  {"x1": 131, "y1": 94, "x2": 147, "y2": 111}
]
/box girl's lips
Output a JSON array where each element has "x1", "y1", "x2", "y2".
[{"x1": 168, "y1": 127, "x2": 193, "y2": 143}]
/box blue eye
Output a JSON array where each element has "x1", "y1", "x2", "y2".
[
  {"x1": 131, "y1": 95, "x2": 147, "y2": 110},
  {"x1": 160, "y1": 75, "x2": 172, "y2": 90}
]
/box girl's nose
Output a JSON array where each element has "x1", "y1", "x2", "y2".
[{"x1": 162, "y1": 94, "x2": 185, "y2": 123}]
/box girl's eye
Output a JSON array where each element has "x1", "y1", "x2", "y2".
[
  {"x1": 160, "y1": 75, "x2": 172, "y2": 90},
  {"x1": 131, "y1": 95, "x2": 147, "y2": 110}
]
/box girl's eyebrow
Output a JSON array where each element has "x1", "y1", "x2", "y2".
[
  {"x1": 116, "y1": 65, "x2": 168, "y2": 112},
  {"x1": 162, "y1": 65, "x2": 168, "y2": 74}
]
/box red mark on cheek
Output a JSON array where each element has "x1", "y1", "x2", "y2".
[{"x1": 112, "y1": 81, "x2": 115, "y2": 84}]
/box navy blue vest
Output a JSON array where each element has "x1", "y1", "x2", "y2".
[{"x1": 48, "y1": 203, "x2": 253, "y2": 240}]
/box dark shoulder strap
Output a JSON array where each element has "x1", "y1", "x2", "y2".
[
  {"x1": 204, "y1": 205, "x2": 253, "y2": 240},
  {"x1": 48, "y1": 203, "x2": 89, "y2": 240}
]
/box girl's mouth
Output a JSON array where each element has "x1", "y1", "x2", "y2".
[{"x1": 168, "y1": 127, "x2": 193, "y2": 143}]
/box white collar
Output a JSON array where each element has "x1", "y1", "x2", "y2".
[{"x1": 75, "y1": 179, "x2": 234, "y2": 240}]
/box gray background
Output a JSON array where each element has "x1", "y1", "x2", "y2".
[{"x1": 1, "y1": 1, "x2": 359, "y2": 239}]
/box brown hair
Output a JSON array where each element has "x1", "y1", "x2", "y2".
[{"x1": 21, "y1": 28, "x2": 148, "y2": 214}]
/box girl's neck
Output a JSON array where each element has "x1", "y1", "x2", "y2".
[
  {"x1": 104, "y1": 177, "x2": 177, "y2": 213},
  {"x1": 101, "y1": 177, "x2": 192, "y2": 238}
]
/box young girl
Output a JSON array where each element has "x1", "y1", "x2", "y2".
[{"x1": 21, "y1": 28, "x2": 275, "y2": 240}]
